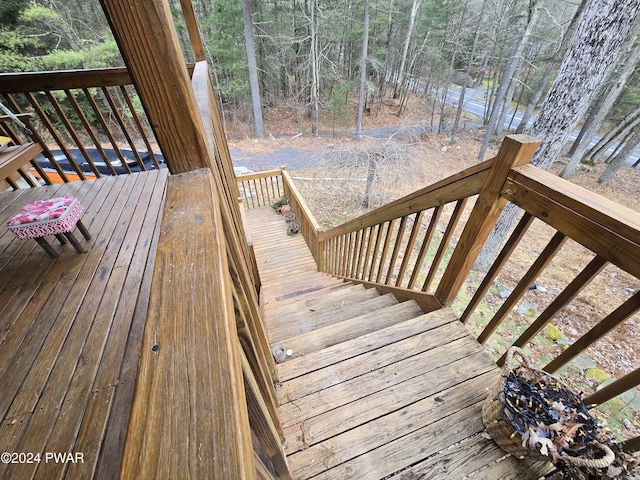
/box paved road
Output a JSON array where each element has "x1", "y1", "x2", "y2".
[
  {"x1": 441, "y1": 87, "x2": 639, "y2": 166},
  {"x1": 231, "y1": 86, "x2": 639, "y2": 172}
]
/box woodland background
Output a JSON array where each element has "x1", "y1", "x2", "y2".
[{"x1": 2, "y1": 0, "x2": 640, "y2": 183}]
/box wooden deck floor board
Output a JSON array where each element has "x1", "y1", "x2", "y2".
[
  {"x1": 242, "y1": 204, "x2": 538, "y2": 480},
  {"x1": 0, "y1": 169, "x2": 167, "y2": 480}
]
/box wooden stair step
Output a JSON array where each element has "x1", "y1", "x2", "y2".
[
  {"x1": 260, "y1": 274, "x2": 355, "y2": 306},
  {"x1": 281, "y1": 300, "x2": 424, "y2": 357},
  {"x1": 268, "y1": 293, "x2": 396, "y2": 344},
  {"x1": 260, "y1": 272, "x2": 339, "y2": 298},
  {"x1": 277, "y1": 308, "x2": 458, "y2": 383},
  {"x1": 261, "y1": 278, "x2": 351, "y2": 315},
  {"x1": 287, "y1": 370, "x2": 497, "y2": 479},
  {"x1": 269, "y1": 283, "x2": 370, "y2": 318},
  {"x1": 282, "y1": 349, "x2": 496, "y2": 455},
  {"x1": 387, "y1": 432, "x2": 554, "y2": 480},
  {"x1": 276, "y1": 316, "x2": 473, "y2": 404},
  {"x1": 279, "y1": 338, "x2": 490, "y2": 433},
  {"x1": 257, "y1": 256, "x2": 318, "y2": 276},
  {"x1": 269, "y1": 279, "x2": 353, "y2": 305}
]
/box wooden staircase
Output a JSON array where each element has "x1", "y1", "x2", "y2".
[{"x1": 246, "y1": 207, "x2": 554, "y2": 479}]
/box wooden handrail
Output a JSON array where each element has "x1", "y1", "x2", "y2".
[
  {"x1": 121, "y1": 169, "x2": 255, "y2": 479},
  {"x1": 0, "y1": 67, "x2": 134, "y2": 92},
  {"x1": 238, "y1": 168, "x2": 284, "y2": 182},
  {"x1": 282, "y1": 169, "x2": 322, "y2": 265},
  {"x1": 504, "y1": 165, "x2": 640, "y2": 278},
  {"x1": 317, "y1": 159, "x2": 493, "y2": 243},
  {"x1": 0, "y1": 65, "x2": 196, "y2": 93}
]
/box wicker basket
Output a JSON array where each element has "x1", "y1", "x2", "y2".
[
  {"x1": 482, "y1": 347, "x2": 544, "y2": 459},
  {"x1": 482, "y1": 347, "x2": 615, "y2": 469}
]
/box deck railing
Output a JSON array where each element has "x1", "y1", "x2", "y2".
[
  {"x1": 238, "y1": 167, "x2": 322, "y2": 265},
  {"x1": 2, "y1": 38, "x2": 284, "y2": 480},
  {"x1": 0, "y1": 67, "x2": 167, "y2": 185},
  {"x1": 118, "y1": 60, "x2": 291, "y2": 477},
  {"x1": 240, "y1": 135, "x2": 640, "y2": 451}
]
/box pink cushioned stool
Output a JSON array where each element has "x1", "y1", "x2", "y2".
[{"x1": 6, "y1": 196, "x2": 91, "y2": 258}]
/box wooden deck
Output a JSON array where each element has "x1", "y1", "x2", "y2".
[
  {"x1": 246, "y1": 207, "x2": 555, "y2": 479},
  {"x1": 0, "y1": 169, "x2": 168, "y2": 480}
]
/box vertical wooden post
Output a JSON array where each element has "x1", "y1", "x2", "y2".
[
  {"x1": 179, "y1": 0, "x2": 207, "y2": 62},
  {"x1": 435, "y1": 134, "x2": 540, "y2": 306},
  {"x1": 99, "y1": 0, "x2": 210, "y2": 173}
]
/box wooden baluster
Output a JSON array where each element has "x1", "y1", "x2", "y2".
[
  {"x1": 353, "y1": 229, "x2": 366, "y2": 279},
  {"x1": 82, "y1": 88, "x2": 119, "y2": 176},
  {"x1": 345, "y1": 232, "x2": 355, "y2": 277},
  {"x1": 337, "y1": 234, "x2": 344, "y2": 277},
  {"x1": 585, "y1": 367, "x2": 640, "y2": 407},
  {"x1": 376, "y1": 219, "x2": 396, "y2": 284},
  {"x1": 25, "y1": 92, "x2": 73, "y2": 182},
  {"x1": 407, "y1": 206, "x2": 442, "y2": 290},
  {"x1": 544, "y1": 290, "x2": 640, "y2": 373},
  {"x1": 120, "y1": 85, "x2": 159, "y2": 169},
  {"x1": 422, "y1": 199, "x2": 467, "y2": 292},
  {"x1": 368, "y1": 223, "x2": 385, "y2": 282},
  {"x1": 251, "y1": 179, "x2": 259, "y2": 207},
  {"x1": 385, "y1": 215, "x2": 408, "y2": 285},
  {"x1": 361, "y1": 226, "x2": 376, "y2": 282},
  {"x1": 396, "y1": 211, "x2": 424, "y2": 288},
  {"x1": 460, "y1": 212, "x2": 535, "y2": 324},
  {"x1": 257, "y1": 177, "x2": 267, "y2": 206},
  {"x1": 99, "y1": 87, "x2": 134, "y2": 173},
  {"x1": 64, "y1": 89, "x2": 107, "y2": 177},
  {"x1": 44, "y1": 91, "x2": 97, "y2": 177},
  {"x1": 497, "y1": 254, "x2": 608, "y2": 366},
  {"x1": 477, "y1": 231, "x2": 567, "y2": 344}
]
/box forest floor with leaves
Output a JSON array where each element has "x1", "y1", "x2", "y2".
[{"x1": 228, "y1": 93, "x2": 640, "y2": 440}]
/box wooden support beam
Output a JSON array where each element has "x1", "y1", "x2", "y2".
[
  {"x1": 99, "y1": 0, "x2": 210, "y2": 173},
  {"x1": 435, "y1": 135, "x2": 540, "y2": 306},
  {"x1": 179, "y1": 0, "x2": 207, "y2": 61}
]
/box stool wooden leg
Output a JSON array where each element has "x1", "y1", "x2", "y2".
[
  {"x1": 64, "y1": 232, "x2": 87, "y2": 254},
  {"x1": 76, "y1": 220, "x2": 91, "y2": 240},
  {"x1": 35, "y1": 237, "x2": 58, "y2": 258},
  {"x1": 55, "y1": 234, "x2": 67, "y2": 245}
]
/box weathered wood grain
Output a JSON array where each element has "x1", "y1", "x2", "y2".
[
  {"x1": 0, "y1": 170, "x2": 167, "y2": 480},
  {"x1": 120, "y1": 169, "x2": 254, "y2": 479}
]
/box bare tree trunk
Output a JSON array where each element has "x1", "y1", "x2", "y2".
[
  {"x1": 356, "y1": 0, "x2": 369, "y2": 141},
  {"x1": 515, "y1": 62, "x2": 552, "y2": 134},
  {"x1": 495, "y1": 77, "x2": 517, "y2": 135},
  {"x1": 393, "y1": 0, "x2": 420, "y2": 99},
  {"x1": 515, "y1": 0, "x2": 588, "y2": 135},
  {"x1": 587, "y1": 105, "x2": 640, "y2": 162},
  {"x1": 598, "y1": 128, "x2": 640, "y2": 185},
  {"x1": 305, "y1": 0, "x2": 321, "y2": 136},
  {"x1": 474, "y1": 0, "x2": 640, "y2": 271},
  {"x1": 451, "y1": 0, "x2": 486, "y2": 143},
  {"x1": 477, "y1": 0, "x2": 541, "y2": 161},
  {"x1": 562, "y1": 38, "x2": 640, "y2": 178},
  {"x1": 242, "y1": 0, "x2": 265, "y2": 138}
]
